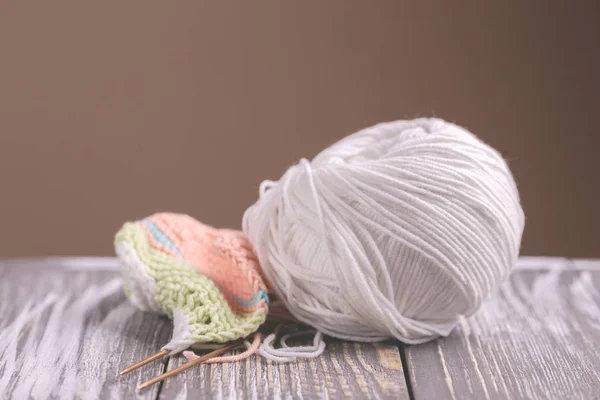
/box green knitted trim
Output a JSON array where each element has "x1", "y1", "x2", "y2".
[{"x1": 116, "y1": 222, "x2": 266, "y2": 343}]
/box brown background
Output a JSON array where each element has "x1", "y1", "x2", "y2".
[{"x1": 0, "y1": 2, "x2": 598, "y2": 258}]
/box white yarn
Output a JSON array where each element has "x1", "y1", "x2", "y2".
[
  {"x1": 243, "y1": 118, "x2": 524, "y2": 344},
  {"x1": 115, "y1": 241, "x2": 160, "y2": 313},
  {"x1": 259, "y1": 330, "x2": 326, "y2": 362},
  {"x1": 162, "y1": 309, "x2": 196, "y2": 354}
]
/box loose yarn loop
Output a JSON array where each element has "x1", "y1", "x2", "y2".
[
  {"x1": 183, "y1": 329, "x2": 326, "y2": 364},
  {"x1": 243, "y1": 118, "x2": 525, "y2": 344},
  {"x1": 259, "y1": 330, "x2": 326, "y2": 363}
]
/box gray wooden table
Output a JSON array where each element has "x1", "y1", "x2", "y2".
[{"x1": 1, "y1": 257, "x2": 599, "y2": 399}]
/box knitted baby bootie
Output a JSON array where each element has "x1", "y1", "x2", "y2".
[{"x1": 115, "y1": 212, "x2": 270, "y2": 354}]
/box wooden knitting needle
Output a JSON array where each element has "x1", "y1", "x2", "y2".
[
  {"x1": 119, "y1": 349, "x2": 170, "y2": 375},
  {"x1": 137, "y1": 339, "x2": 243, "y2": 391}
]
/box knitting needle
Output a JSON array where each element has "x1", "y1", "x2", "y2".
[
  {"x1": 119, "y1": 349, "x2": 170, "y2": 375},
  {"x1": 137, "y1": 339, "x2": 243, "y2": 391}
]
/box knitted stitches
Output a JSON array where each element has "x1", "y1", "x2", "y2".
[
  {"x1": 115, "y1": 213, "x2": 269, "y2": 354},
  {"x1": 145, "y1": 213, "x2": 269, "y2": 313}
]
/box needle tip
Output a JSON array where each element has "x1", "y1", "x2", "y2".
[
  {"x1": 118, "y1": 348, "x2": 170, "y2": 376},
  {"x1": 136, "y1": 339, "x2": 243, "y2": 390}
]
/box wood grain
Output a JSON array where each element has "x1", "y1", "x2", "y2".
[
  {"x1": 0, "y1": 258, "x2": 408, "y2": 399},
  {"x1": 159, "y1": 340, "x2": 408, "y2": 399},
  {"x1": 8, "y1": 257, "x2": 596, "y2": 399},
  {"x1": 0, "y1": 258, "x2": 172, "y2": 399},
  {"x1": 407, "y1": 259, "x2": 600, "y2": 400}
]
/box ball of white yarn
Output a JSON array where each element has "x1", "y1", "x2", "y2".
[{"x1": 243, "y1": 118, "x2": 524, "y2": 344}]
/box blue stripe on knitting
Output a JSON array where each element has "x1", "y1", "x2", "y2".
[
  {"x1": 236, "y1": 289, "x2": 269, "y2": 306},
  {"x1": 226, "y1": 289, "x2": 269, "y2": 306},
  {"x1": 143, "y1": 219, "x2": 182, "y2": 256}
]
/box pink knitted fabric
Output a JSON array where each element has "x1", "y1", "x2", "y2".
[{"x1": 142, "y1": 212, "x2": 270, "y2": 314}]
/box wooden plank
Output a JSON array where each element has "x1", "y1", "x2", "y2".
[
  {"x1": 0, "y1": 259, "x2": 173, "y2": 399},
  {"x1": 159, "y1": 339, "x2": 408, "y2": 399},
  {"x1": 406, "y1": 261, "x2": 600, "y2": 400}
]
